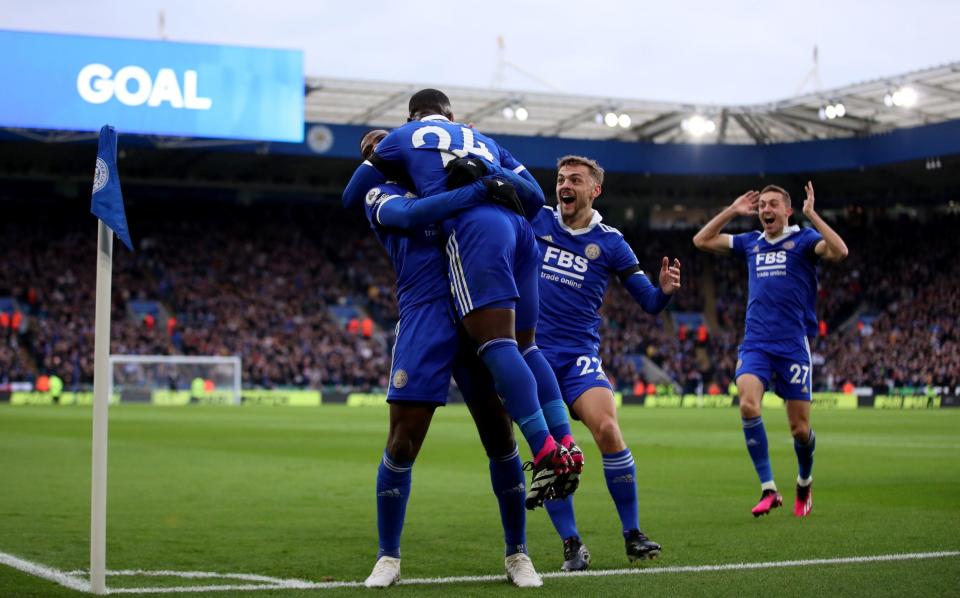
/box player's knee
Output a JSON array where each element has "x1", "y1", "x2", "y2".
[
  {"x1": 385, "y1": 433, "x2": 423, "y2": 462},
  {"x1": 790, "y1": 421, "x2": 810, "y2": 442},
  {"x1": 590, "y1": 417, "x2": 624, "y2": 453},
  {"x1": 738, "y1": 400, "x2": 761, "y2": 419}
]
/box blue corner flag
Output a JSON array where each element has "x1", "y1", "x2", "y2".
[{"x1": 90, "y1": 125, "x2": 133, "y2": 251}]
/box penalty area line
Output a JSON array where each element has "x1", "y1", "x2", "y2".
[{"x1": 1, "y1": 550, "x2": 957, "y2": 593}]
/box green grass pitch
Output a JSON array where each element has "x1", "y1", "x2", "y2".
[{"x1": 1, "y1": 404, "x2": 958, "y2": 596}]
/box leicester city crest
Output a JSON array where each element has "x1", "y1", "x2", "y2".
[
  {"x1": 93, "y1": 157, "x2": 109, "y2": 193},
  {"x1": 784, "y1": 240, "x2": 796, "y2": 250},
  {"x1": 585, "y1": 243, "x2": 601, "y2": 260},
  {"x1": 365, "y1": 187, "x2": 381, "y2": 206},
  {"x1": 393, "y1": 369, "x2": 408, "y2": 389}
]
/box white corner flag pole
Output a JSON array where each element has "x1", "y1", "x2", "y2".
[{"x1": 90, "y1": 220, "x2": 113, "y2": 594}]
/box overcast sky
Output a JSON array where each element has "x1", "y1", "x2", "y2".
[{"x1": 4, "y1": 0, "x2": 958, "y2": 105}]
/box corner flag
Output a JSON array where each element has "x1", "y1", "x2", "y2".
[
  {"x1": 90, "y1": 125, "x2": 132, "y2": 251},
  {"x1": 89, "y1": 124, "x2": 130, "y2": 594}
]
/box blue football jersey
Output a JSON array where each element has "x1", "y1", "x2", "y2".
[
  {"x1": 362, "y1": 183, "x2": 448, "y2": 316},
  {"x1": 531, "y1": 207, "x2": 640, "y2": 353},
  {"x1": 373, "y1": 115, "x2": 526, "y2": 197},
  {"x1": 731, "y1": 225, "x2": 823, "y2": 342}
]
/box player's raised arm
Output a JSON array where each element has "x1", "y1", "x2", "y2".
[
  {"x1": 803, "y1": 181, "x2": 849, "y2": 262},
  {"x1": 616, "y1": 257, "x2": 680, "y2": 315},
  {"x1": 692, "y1": 190, "x2": 760, "y2": 254}
]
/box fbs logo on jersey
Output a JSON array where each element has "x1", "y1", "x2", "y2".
[
  {"x1": 585, "y1": 243, "x2": 601, "y2": 260},
  {"x1": 392, "y1": 369, "x2": 408, "y2": 389}
]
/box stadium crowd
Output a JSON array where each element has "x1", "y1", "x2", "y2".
[{"x1": 1, "y1": 196, "x2": 957, "y2": 394}]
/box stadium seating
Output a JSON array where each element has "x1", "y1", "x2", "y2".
[{"x1": 1, "y1": 196, "x2": 956, "y2": 393}]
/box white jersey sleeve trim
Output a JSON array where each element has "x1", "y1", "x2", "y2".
[
  {"x1": 375, "y1": 195, "x2": 401, "y2": 226},
  {"x1": 513, "y1": 165, "x2": 527, "y2": 174}
]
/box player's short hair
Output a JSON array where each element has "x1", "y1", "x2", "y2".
[
  {"x1": 760, "y1": 184, "x2": 791, "y2": 207},
  {"x1": 408, "y1": 89, "x2": 453, "y2": 121},
  {"x1": 360, "y1": 129, "x2": 388, "y2": 161},
  {"x1": 557, "y1": 155, "x2": 605, "y2": 186}
]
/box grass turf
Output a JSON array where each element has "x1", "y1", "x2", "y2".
[{"x1": 1, "y1": 404, "x2": 958, "y2": 596}]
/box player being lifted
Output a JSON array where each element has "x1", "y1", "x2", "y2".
[
  {"x1": 356, "y1": 129, "x2": 542, "y2": 588},
  {"x1": 343, "y1": 89, "x2": 583, "y2": 511},
  {"x1": 693, "y1": 182, "x2": 848, "y2": 517},
  {"x1": 531, "y1": 156, "x2": 680, "y2": 570}
]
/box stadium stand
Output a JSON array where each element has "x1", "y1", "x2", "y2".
[{"x1": 1, "y1": 189, "x2": 956, "y2": 395}]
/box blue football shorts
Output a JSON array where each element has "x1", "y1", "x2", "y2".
[
  {"x1": 735, "y1": 336, "x2": 814, "y2": 401},
  {"x1": 443, "y1": 205, "x2": 541, "y2": 331},
  {"x1": 542, "y1": 347, "x2": 614, "y2": 409},
  {"x1": 387, "y1": 298, "x2": 460, "y2": 405}
]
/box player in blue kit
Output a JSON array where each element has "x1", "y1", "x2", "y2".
[
  {"x1": 356, "y1": 129, "x2": 542, "y2": 588},
  {"x1": 530, "y1": 156, "x2": 680, "y2": 570},
  {"x1": 343, "y1": 90, "x2": 582, "y2": 512},
  {"x1": 693, "y1": 181, "x2": 848, "y2": 518}
]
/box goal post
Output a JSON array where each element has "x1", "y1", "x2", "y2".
[{"x1": 108, "y1": 355, "x2": 243, "y2": 405}]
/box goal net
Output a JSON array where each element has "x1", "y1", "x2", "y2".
[{"x1": 109, "y1": 355, "x2": 242, "y2": 405}]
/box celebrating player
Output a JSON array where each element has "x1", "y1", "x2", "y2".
[
  {"x1": 692, "y1": 181, "x2": 848, "y2": 517},
  {"x1": 343, "y1": 90, "x2": 583, "y2": 512},
  {"x1": 356, "y1": 129, "x2": 541, "y2": 588},
  {"x1": 531, "y1": 156, "x2": 678, "y2": 569}
]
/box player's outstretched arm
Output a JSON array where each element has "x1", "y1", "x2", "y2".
[
  {"x1": 803, "y1": 181, "x2": 849, "y2": 262},
  {"x1": 343, "y1": 162, "x2": 387, "y2": 211},
  {"x1": 375, "y1": 181, "x2": 489, "y2": 229},
  {"x1": 618, "y1": 260, "x2": 677, "y2": 315},
  {"x1": 692, "y1": 190, "x2": 759, "y2": 254}
]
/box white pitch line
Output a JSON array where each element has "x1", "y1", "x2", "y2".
[
  {"x1": 2, "y1": 550, "x2": 958, "y2": 594},
  {"x1": 0, "y1": 551, "x2": 90, "y2": 593}
]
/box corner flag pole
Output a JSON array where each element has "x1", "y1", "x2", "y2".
[
  {"x1": 90, "y1": 220, "x2": 112, "y2": 594},
  {"x1": 89, "y1": 125, "x2": 133, "y2": 595}
]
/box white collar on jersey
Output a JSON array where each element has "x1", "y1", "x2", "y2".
[
  {"x1": 763, "y1": 224, "x2": 800, "y2": 244},
  {"x1": 553, "y1": 206, "x2": 603, "y2": 235},
  {"x1": 420, "y1": 114, "x2": 450, "y2": 122}
]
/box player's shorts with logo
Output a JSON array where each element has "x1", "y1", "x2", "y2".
[
  {"x1": 735, "y1": 336, "x2": 814, "y2": 401},
  {"x1": 443, "y1": 205, "x2": 541, "y2": 330},
  {"x1": 542, "y1": 347, "x2": 613, "y2": 408},
  {"x1": 387, "y1": 297, "x2": 496, "y2": 405}
]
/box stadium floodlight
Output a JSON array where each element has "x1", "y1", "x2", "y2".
[
  {"x1": 594, "y1": 112, "x2": 604, "y2": 125},
  {"x1": 681, "y1": 114, "x2": 715, "y2": 137},
  {"x1": 604, "y1": 112, "x2": 619, "y2": 127},
  {"x1": 886, "y1": 86, "x2": 918, "y2": 108},
  {"x1": 618, "y1": 113, "x2": 632, "y2": 128},
  {"x1": 501, "y1": 106, "x2": 515, "y2": 120},
  {"x1": 514, "y1": 106, "x2": 529, "y2": 121},
  {"x1": 820, "y1": 101, "x2": 846, "y2": 120}
]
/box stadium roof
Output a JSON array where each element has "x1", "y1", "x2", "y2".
[{"x1": 305, "y1": 61, "x2": 960, "y2": 145}]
